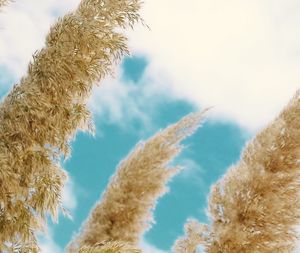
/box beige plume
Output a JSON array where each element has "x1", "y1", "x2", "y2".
[
  {"x1": 67, "y1": 111, "x2": 207, "y2": 252},
  {"x1": 0, "y1": 0, "x2": 142, "y2": 251},
  {"x1": 174, "y1": 90, "x2": 300, "y2": 253},
  {"x1": 173, "y1": 219, "x2": 209, "y2": 253}
]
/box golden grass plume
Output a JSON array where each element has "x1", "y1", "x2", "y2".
[
  {"x1": 174, "y1": 90, "x2": 300, "y2": 253},
  {"x1": 0, "y1": 0, "x2": 142, "y2": 251},
  {"x1": 67, "y1": 111, "x2": 207, "y2": 252},
  {"x1": 173, "y1": 219, "x2": 208, "y2": 253}
]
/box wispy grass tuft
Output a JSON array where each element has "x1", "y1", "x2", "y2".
[
  {"x1": 174, "y1": 90, "x2": 300, "y2": 253},
  {"x1": 67, "y1": 111, "x2": 207, "y2": 252},
  {"x1": 0, "y1": 0, "x2": 142, "y2": 251}
]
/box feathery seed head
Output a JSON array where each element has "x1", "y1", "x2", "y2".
[
  {"x1": 173, "y1": 219, "x2": 209, "y2": 253},
  {"x1": 67, "y1": 110, "x2": 207, "y2": 252},
  {"x1": 173, "y1": 90, "x2": 300, "y2": 253},
  {"x1": 0, "y1": 0, "x2": 142, "y2": 251}
]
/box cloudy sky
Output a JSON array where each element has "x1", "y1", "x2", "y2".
[{"x1": 0, "y1": 0, "x2": 299, "y2": 252}]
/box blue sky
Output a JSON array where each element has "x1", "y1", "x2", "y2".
[{"x1": 0, "y1": 0, "x2": 299, "y2": 252}]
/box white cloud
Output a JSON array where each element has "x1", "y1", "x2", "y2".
[
  {"x1": 294, "y1": 227, "x2": 300, "y2": 253},
  {"x1": 61, "y1": 177, "x2": 77, "y2": 212},
  {"x1": 39, "y1": 238, "x2": 63, "y2": 253},
  {"x1": 0, "y1": 0, "x2": 80, "y2": 78},
  {"x1": 128, "y1": 0, "x2": 300, "y2": 130},
  {"x1": 38, "y1": 228, "x2": 63, "y2": 253},
  {"x1": 178, "y1": 158, "x2": 206, "y2": 189},
  {"x1": 88, "y1": 75, "x2": 147, "y2": 126},
  {"x1": 1, "y1": 0, "x2": 300, "y2": 131},
  {"x1": 139, "y1": 238, "x2": 169, "y2": 253},
  {"x1": 87, "y1": 69, "x2": 163, "y2": 134}
]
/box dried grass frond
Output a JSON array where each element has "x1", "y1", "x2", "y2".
[
  {"x1": 191, "y1": 90, "x2": 300, "y2": 252},
  {"x1": 78, "y1": 241, "x2": 141, "y2": 253},
  {"x1": 0, "y1": 0, "x2": 142, "y2": 251},
  {"x1": 173, "y1": 219, "x2": 209, "y2": 253},
  {"x1": 67, "y1": 111, "x2": 207, "y2": 252}
]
